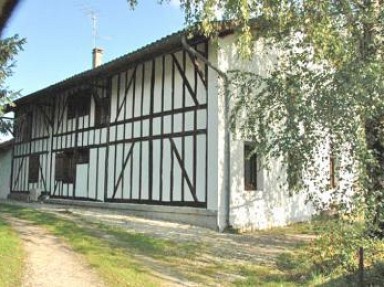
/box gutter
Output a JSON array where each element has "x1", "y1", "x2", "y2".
[{"x1": 181, "y1": 35, "x2": 231, "y2": 231}]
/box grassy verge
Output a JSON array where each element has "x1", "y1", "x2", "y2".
[
  {"x1": 0, "y1": 216, "x2": 24, "y2": 287},
  {"x1": 1, "y1": 203, "x2": 383, "y2": 287},
  {"x1": 0, "y1": 204, "x2": 171, "y2": 286}
]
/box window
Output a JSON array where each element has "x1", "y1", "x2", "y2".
[
  {"x1": 55, "y1": 151, "x2": 75, "y2": 183},
  {"x1": 76, "y1": 148, "x2": 89, "y2": 164},
  {"x1": 244, "y1": 143, "x2": 258, "y2": 190},
  {"x1": 28, "y1": 155, "x2": 39, "y2": 183},
  {"x1": 94, "y1": 81, "x2": 111, "y2": 126},
  {"x1": 67, "y1": 89, "x2": 91, "y2": 119},
  {"x1": 329, "y1": 150, "x2": 339, "y2": 189},
  {"x1": 95, "y1": 96, "x2": 110, "y2": 126},
  {"x1": 55, "y1": 148, "x2": 90, "y2": 183},
  {"x1": 15, "y1": 111, "x2": 32, "y2": 142}
]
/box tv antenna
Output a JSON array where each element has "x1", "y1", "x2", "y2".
[{"x1": 77, "y1": 2, "x2": 100, "y2": 48}]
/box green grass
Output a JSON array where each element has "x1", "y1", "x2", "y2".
[
  {"x1": 0, "y1": 217, "x2": 24, "y2": 287},
  {"x1": 0, "y1": 204, "x2": 172, "y2": 286},
  {"x1": 1, "y1": 203, "x2": 383, "y2": 287}
]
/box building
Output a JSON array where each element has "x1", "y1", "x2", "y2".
[
  {"x1": 6, "y1": 26, "x2": 315, "y2": 231},
  {"x1": 0, "y1": 139, "x2": 13, "y2": 199}
]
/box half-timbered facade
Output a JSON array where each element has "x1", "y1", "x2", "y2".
[{"x1": 7, "y1": 29, "x2": 315, "y2": 231}]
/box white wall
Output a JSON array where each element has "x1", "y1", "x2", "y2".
[
  {"x1": 217, "y1": 34, "x2": 315, "y2": 230},
  {"x1": 0, "y1": 147, "x2": 12, "y2": 198}
]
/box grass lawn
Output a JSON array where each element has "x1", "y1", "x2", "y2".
[
  {"x1": 0, "y1": 216, "x2": 24, "y2": 287},
  {"x1": 0, "y1": 203, "x2": 383, "y2": 287}
]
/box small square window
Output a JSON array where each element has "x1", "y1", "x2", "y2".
[
  {"x1": 28, "y1": 155, "x2": 39, "y2": 183},
  {"x1": 67, "y1": 90, "x2": 91, "y2": 120},
  {"x1": 76, "y1": 148, "x2": 89, "y2": 164},
  {"x1": 244, "y1": 143, "x2": 257, "y2": 191}
]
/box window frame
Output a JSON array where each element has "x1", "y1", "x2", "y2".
[
  {"x1": 244, "y1": 142, "x2": 258, "y2": 191},
  {"x1": 67, "y1": 89, "x2": 91, "y2": 120}
]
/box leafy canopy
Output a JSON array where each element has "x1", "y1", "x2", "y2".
[
  {"x1": 128, "y1": 1, "x2": 384, "y2": 221},
  {"x1": 0, "y1": 34, "x2": 25, "y2": 135}
]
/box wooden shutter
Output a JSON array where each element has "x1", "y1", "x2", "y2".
[
  {"x1": 28, "y1": 155, "x2": 39, "y2": 183},
  {"x1": 55, "y1": 153, "x2": 64, "y2": 181}
]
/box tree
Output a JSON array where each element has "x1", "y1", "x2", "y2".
[
  {"x1": 129, "y1": 0, "x2": 384, "y2": 229},
  {"x1": 0, "y1": 34, "x2": 25, "y2": 135}
]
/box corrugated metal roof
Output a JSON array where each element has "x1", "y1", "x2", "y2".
[
  {"x1": 15, "y1": 28, "x2": 193, "y2": 105},
  {"x1": 13, "y1": 19, "x2": 240, "y2": 106}
]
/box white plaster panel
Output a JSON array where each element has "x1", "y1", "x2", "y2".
[
  {"x1": 141, "y1": 141, "x2": 149, "y2": 200},
  {"x1": 183, "y1": 136, "x2": 194, "y2": 202},
  {"x1": 100, "y1": 128, "x2": 107, "y2": 144},
  {"x1": 122, "y1": 143, "x2": 132, "y2": 199},
  {"x1": 173, "y1": 114, "x2": 182, "y2": 133},
  {"x1": 162, "y1": 139, "x2": 171, "y2": 202},
  {"x1": 134, "y1": 64, "x2": 143, "y2": 117},
  {"x1": 163, "y1": 116, "x2": 172, "y2": 134},
  {"x1": 113, "y1": 143, "x2": 124, "y2": 199},
  {"x1": 163, "y1": 55, "x2": 173, "y2": 112},
  {"x1": 142, "y1": 62, "x2": 151, "y2": 116},
  {"x1": 131, "y1": 143, "x2": 140, "y2": 199},
  {"x1": 97, "y1": 147, "x2": 106, "y2": 201},
  {"x1": 124, "y1": 123, "x2": 132, "y2": 139},
  {"x1": 172, "y1": 137, "x2": 182, "y2": 201},
  {"x1": 116, "y1": 125, "x2": 124, "y2": 141},
  {"x1": 153, "y1": 117, "x2": 161, "y2": 136},
  {"x1": 152, "y1": 139, "x2": 161, "y2": 201},
  {"x1": 107, "y1": 145, "x2": 115, "y2": 197},
  {"x1": 133, "y1": 122, "x2": 141, "y2": 138},
  {"x1": 184, "y1": 111, "x2": 194, "y2": 131},
  {"x1": 89, "y1": 148, "x2": 97, "y2": 199},
  {"x1": 184, "y1": 55, "x2": 196, "y2": 108},
  {"x1": 109, "y1": 126, "x2": 116, "y2": 142},
  {"x1": 94, "y1": 129, "x2": 100, "y2": 145},
  {"x1": 110, "y1": 78, "x2": 118, "y2": 122},
  {"x1": 142, "y1": 119, "x2": 149, "y2": 137},
  {"x1": 153, "y1": 57, "x2": 163, "y2": 114},
  {"x1": 196, "y1": 134, "x2": 206, "y2": 202},
  {"x1": 75, "y1": 164, "x2": 88, "y2": 198},
  {"x1": 124, "y1": 70, "x2": 134, "y2": 120}
]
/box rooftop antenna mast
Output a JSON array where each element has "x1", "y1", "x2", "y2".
[
  {"x1": 78, "y1": 3, "x2": 103, "y2": 67},
  {"x1": 79, "y1": 3, "x2": 99, "y2": 49},
  {"x1": 90, "y1": 10, "x2": 97, "y2": 49}
]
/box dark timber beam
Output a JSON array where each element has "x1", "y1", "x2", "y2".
[
  {"x1": 114, "y1": 65, "x2": 137, "y2": 122},
  {"x1": 169, "y1": 138, "x2": 198, "y2": 202},
  {"x1": 172, "y1": 54, "x2": 200, "y2": 106},
  {"x1": 111, "y1": 142, "x2": 135, "y2": 199}
]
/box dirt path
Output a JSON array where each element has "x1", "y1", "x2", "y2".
[
  {"x1": 5, "y1": 216, "x2": 105, "y2": 287},
  {"x1": 4, "y1": 201, "x2": 315, "y2": 266}
]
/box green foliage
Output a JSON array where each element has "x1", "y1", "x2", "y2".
[{"x1": 0, "y1": 34, "x2": 25, "y2": 126}]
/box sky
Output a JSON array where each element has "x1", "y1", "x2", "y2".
[{"x1": 3, "y1": 0, "x2": 185, "y2": 96}]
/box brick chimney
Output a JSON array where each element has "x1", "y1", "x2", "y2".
[{"x1": 92, "y1": 47, "x2": 103, "y2": 68}]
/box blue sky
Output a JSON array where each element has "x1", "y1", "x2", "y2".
[{"x1": 3, "y1": 0, "x2": 185, "y2": 96}]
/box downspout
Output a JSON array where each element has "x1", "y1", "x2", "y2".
[{"x1": 181, "y1": 35, "x2": 231, "y2": 230}]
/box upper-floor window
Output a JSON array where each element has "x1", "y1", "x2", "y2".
[
  {"x1": 244, "y1": 142, "x2": 258, "y2": 191},
  {"x1": 15, "y1": 110, "x2": 32, "y2": 142},
  {"x1": 94, "y1": 80, "x2": 111, "y2": 127},
  {"x1": 67, "y1": 89, "x2": 91, "y2": 120},
  {"x1": 95, "y1": 94, "x2": 110, "y2": 126}
]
